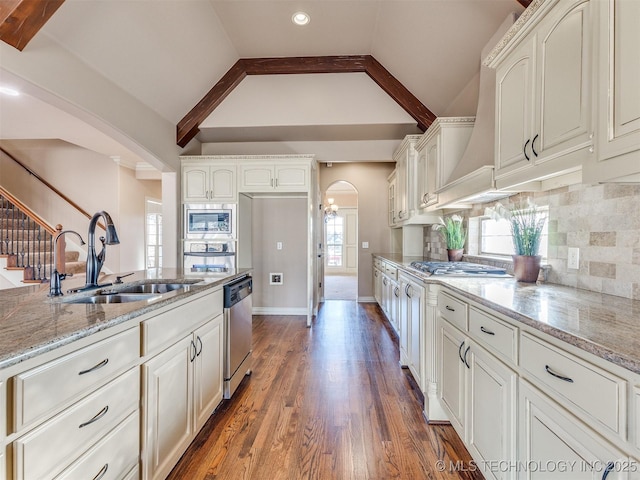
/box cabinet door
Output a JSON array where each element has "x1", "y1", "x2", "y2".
[
  {"x1": 388, "y1": 176, "x2": 396, "y2": 226},
  {"x1": 373, "y1": 268, "x2": 382, "y2": 305},
  {"x1": 592, "y1": 0, "x2": 640, "y2": 181},
  {"x1": 389, "y1": 280, "x2": 400, "y2": 334},
  {"x1": 193, "y1": 315, "x2": 224, "y2": 433},
  {"x1": 466, "y1": 343, "x2": 517, "y2": 480},
  {"x1": 535, "y1": 0, "x2": 592, "y2": 159},
  {"x1": 495, "y1": 37, "x2": 536, "y2": 178},
  {"x1": 425, "y1": 137, "x2": 439, "y2": 206},
  {"x1": 143, "y1": 336, "x2": 194, "y2": 480},
  {"x1": 239, "y1": 165, "x2": 274, "y2": 191},
  {"x1": 438, "y1": 319, "x2": 467, "y2": 436},
  {"x1": 183, "y1": 166, "x2": 210, "y2": 202},
  {"x1": 399, "y1": 283, "x2": 411, "y2": 367},
  {"x1": 395, "y1": 152, "x2": 408, "y2": 220},
  {"x1": 408, "y1": 282, "x2": 423, "y2": 389},
  {"x1": 520, "y1": 381, "x2": 628, "y2": 480},
  {"x1": 210, "y1": 165, "x2": 236, "y2": 202},
  {"x1": 275, "y1": 164, "x2": 308, "y2": 191}
]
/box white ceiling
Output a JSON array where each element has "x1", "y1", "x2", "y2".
[{"x1": 0, "y1": 0, "x2": 524, "y2": 166}]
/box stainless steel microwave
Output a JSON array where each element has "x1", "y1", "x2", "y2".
[{"x1": 184, "y1": 203, "x2": 236, "y2": 239}]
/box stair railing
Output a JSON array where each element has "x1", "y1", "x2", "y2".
[{"x1": 0, "y1": 186, "x2": 58, "y2": 282}]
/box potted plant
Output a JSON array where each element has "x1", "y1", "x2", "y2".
[
  {"x1": 432, "y1": 215, "x2": 466, "y2": 262},
  {"x1": 485, "y1": 199, "x2": 546, "y2": 282}
]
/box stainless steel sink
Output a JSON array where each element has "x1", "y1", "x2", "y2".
[
  {"x1": 63, "y1": 293, "x2": 162, "y2": 304},
  {"x1": 113, "y1": 283, "x2": 193, "y2": 294}
]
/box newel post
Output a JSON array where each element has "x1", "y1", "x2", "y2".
[{"x1": 55, "y1": 224, "x2": 65, "y2": 274}]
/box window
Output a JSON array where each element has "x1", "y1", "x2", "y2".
[
  {"x1": 480, "y1": 207, "x2": 548, "y2": 258},
  {"x1": 325, "y1": 215, "x2": 344, "y2": 267},
  {"x1": 146, "y1": 199, "x2": 162, "y2": 269}
]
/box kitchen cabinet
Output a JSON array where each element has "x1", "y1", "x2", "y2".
[
  {"x1": 239, "y1": 162, "x2": 309, "y2": 192},
  {"x1": 414, "y1": 117, "x2": 474, "y2": 210},
  {"x1": 9, "y1": 327, "x2": 141, "y2": 480},
  {"x1": 143, "y1": 313, "x2": 224, "y2": 480},
  {"x1": 520, "y1": 380, "x2": 628, "y2": 480},
  {"x1": 399, "y1": 272, "x2": 424, "y2": 389},
  {"x1": 586, "y1": 0, "x2": 640, "y2": 182},
  {"x1": 381, "y1": 262, "x2": 400, "y2": 335},
  {"x1": 437, "y1": 296, "x2": 517, "y2": 480},
  {"x1": 373, "y1": 262, "x2": 382, "y2": 305},
  {"x1": 387, "y1": 171, "x2": 397, "y2": 226},
  {"x1": 182, "y1": 162, "x2": 237, "y2": 203},
  {"x1": 491, "y1": 0, "x2": 593, "y2": 189},
  {"x1": 14, "y1": 368, "x2": 139, "y2": 480}
]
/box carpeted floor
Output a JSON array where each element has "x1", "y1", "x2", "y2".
[{"x1": 324, "y1": 274, "x2": 357, "y2": 300}]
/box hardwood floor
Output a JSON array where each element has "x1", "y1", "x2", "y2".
[{"x1": 167, "y1": 301, "x2": 483, "y2": 480}]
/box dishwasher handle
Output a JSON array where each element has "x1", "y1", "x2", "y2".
[{"x1": 224, "y1": 276, "x2": 253, "y2": 308}]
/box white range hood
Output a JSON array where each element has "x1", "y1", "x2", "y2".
[{"x1": 435, "y1": 13, "x2": 519, "y2": 208}]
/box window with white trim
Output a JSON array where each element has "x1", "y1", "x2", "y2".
[
  {"x1": 146, "y1": 199, "x2": 162, "y2": 269},
  {"x1": 480, "y1": 206, "x2": 549, "y2": 259}
]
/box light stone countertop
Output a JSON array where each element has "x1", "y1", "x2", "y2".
[
  {"x1": 375, "y1": 254, "x2": 640, "y2": 375},
  {"x1": 0, "y1": 268, "x2": 251, "y2": 371}
]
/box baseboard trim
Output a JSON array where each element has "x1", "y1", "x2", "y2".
[
  {"x1": 252, "y1": 307, "x2": 308, "y2": 316},
  {"x1": 358, "y1": 296, "x2": 376, "y2": 303}
]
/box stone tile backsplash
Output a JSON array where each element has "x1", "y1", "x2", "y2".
[{"x1": 423, "y1": 183, "x2": 640, "y2": 300}]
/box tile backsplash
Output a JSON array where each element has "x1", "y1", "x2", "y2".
[{"x1": 424, "y1": 183, "x2": 640, "y2": 300}]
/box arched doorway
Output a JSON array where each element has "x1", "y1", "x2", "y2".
[{"x1": 323, "y1": 181, "x2": 358, "y2": 301}]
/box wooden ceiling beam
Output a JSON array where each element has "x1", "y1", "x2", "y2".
[
  {"x1": 0, "y1": 0, "x2": 65, "y2": 51},
  {"x1": 177, "y1": 55, "x2": 436, "y2": 148},
  {"x1": 516, "y1": 0, "x2": 533, "y2": 8}
]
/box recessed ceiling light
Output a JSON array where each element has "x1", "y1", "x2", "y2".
[
  {"x1": 0, "y1": 86, "x2": 20, "y2": 96},
  {"x1": 292, "y1": 11, "x2": 310, "y2": 26}
]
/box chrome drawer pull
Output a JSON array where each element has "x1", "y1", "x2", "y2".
[
  {"x1": 544, "y1": 365, "x2": 574, "y2": 383},
  {"x1": 78, "y1": 358, "x2": 109, "y2": 375},
  {"x1": 79, "y1": 405, "x2": 109, "y2": 428},
  {"x1": 445, "y1": 305, "x2": 455, "y2": 312},
  {"x1": 480, "y1": 326, "x2": 495, "y2": 336},
  {"x1": 92, "y1": 463, "x2": 109, "y2": 480}
]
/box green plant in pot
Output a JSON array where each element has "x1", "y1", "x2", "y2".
[
  {"x1": 432, "y1": 215, "x2": 466, "y2": 262},
  {"x1": 485, "y1": 199, "x2": 546, "y2": 282}
]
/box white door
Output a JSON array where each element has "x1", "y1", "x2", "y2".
[{"x1": 325, "y1": 208, "x2": 357, "y2": 275}]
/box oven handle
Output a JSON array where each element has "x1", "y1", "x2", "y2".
[{"x1": 183, "y1": 252, "x2": 235, "y2": 257}]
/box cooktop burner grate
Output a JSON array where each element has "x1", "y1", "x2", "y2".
[{"x1": 409, "y1": 261, "x2": 508, "y2": 276}]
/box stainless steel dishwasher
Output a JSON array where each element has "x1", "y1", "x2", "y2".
[{"x1": 223, "y1": 275, "x2": 253, "y2": 398}]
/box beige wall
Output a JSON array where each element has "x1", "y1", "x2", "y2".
[
  {"x1": 251, "y1": 197, "x2": 308, "y2": 309},
  {"x1": 0, "y1": 139, "x2": 161, "y2": 274},
  {"x1": 319, "y1": 162, "x2": 395, "y2": 299}
]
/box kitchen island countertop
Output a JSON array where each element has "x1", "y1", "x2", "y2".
[
  {"x1": 0, "y1": 268, "x2": 251, "y2": 371},
  {"x1": 375, "y1": 253, "x2": 640, "y2": 375}
]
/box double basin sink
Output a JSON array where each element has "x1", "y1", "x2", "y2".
[{"x1": 62, "y1": 282, "x2": 198, "y2": 304}]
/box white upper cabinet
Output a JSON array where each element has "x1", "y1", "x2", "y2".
[
  {"x1": 490, "y1": 0, "x2": 593, "y2": 189},
  {"x1": 586, "y1": 0, "x2": 640, "y2": 182},
  {"x1": 239, "y1": 162, "x2": 310, "y2": 193},
  {"x1": 182, "y1": 160, "x2": 237, "y2": 203}
]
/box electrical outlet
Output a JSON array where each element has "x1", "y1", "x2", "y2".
[
  {"x1": 276, "y1": 241, "x2": 283, "y2": 250},
  {"x1": 568, "y1": 247, "x2": 580, "y2": 269}
]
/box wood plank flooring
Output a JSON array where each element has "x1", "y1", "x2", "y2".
[{"x1": 167, "y1": 300, "x2": 483, "y2": 480}]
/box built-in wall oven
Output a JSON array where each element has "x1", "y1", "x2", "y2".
[{"x1": 183, "y1": 204, "x2": 237, "y2": 273}]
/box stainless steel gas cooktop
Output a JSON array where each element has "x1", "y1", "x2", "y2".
[{"x1": 410, "y1": 261, "x2": 509, "y2": 277}]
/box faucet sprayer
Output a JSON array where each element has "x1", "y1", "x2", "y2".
[{"x1": 49, "y1": 230, "x2": 85, "y2": 297}]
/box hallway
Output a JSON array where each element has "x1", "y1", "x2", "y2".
[{"x1": 167, "y1": 301, "x2": 481, "y2": 480}]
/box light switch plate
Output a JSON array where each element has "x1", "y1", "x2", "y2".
[
  {"x1": 276, "y1": 242, "x2": 283, "y2": 250},
  {"x1": 362, "y1": 242, "x2": 369, "y2": 249},
  {"x1": 568, "y1": 247, "x2": 579, "y2": 269}
]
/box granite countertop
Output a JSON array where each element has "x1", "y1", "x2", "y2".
[
  {"x1": 374, "y1": 254, "x2": 640, "y2": 375},
  {"x1": 0, "y1": 268, "x2": 251, "y2": 371}
]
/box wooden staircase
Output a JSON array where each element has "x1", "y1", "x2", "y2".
[{"x1": 0, "y1": 196, "x2": 85, "y2": 286}]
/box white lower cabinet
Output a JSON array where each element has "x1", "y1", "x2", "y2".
[
  {"x1": 398, "y1": 273, "x2": 424, "y2": 389},
  {"x1": 143, "y1": 314, "x2": 224, "y2": 480},
  {"x1": 14, "y1": 368, "x2": 139, "y2": 480},
  {"x1": 438, "y1": 317, "x2": 517, "y2": 480},
  {"x1": 520, "y1": 380, "x2": 628, "y2": 480}
]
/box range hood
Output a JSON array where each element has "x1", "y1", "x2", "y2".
[{"x1": 435, "y1": 13, "x2": 519, "y2": 208}]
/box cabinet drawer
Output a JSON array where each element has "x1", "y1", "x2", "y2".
[
  {"x1": 384, "y1": 263, "x2": 398, "y2": 281},
  {"x1": 468, "y1": 307, "x2": 517, "y2": 364},
  {"x1": 14, "y1": 368, "x2": 139, "y2": 480},
  {"x1": 520, "y1": 332, "x2": 626, "y2": 436},
  {"x1": 14, "y1": 327, "x2": 139, "y2": 430},
  {"x1": 142, "y1": 289, "x2": 222, "y2": 355},
  {"x1": 55, "y1": 411, "x2": 139, "y2": 480},
  {"x1": 438, "y1": 291, "x2": 468, "y2": 331}
]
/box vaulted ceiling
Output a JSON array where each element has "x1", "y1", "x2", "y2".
[{"x1": 0, "y1": 0, "x2": 526, "y2": 167}]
